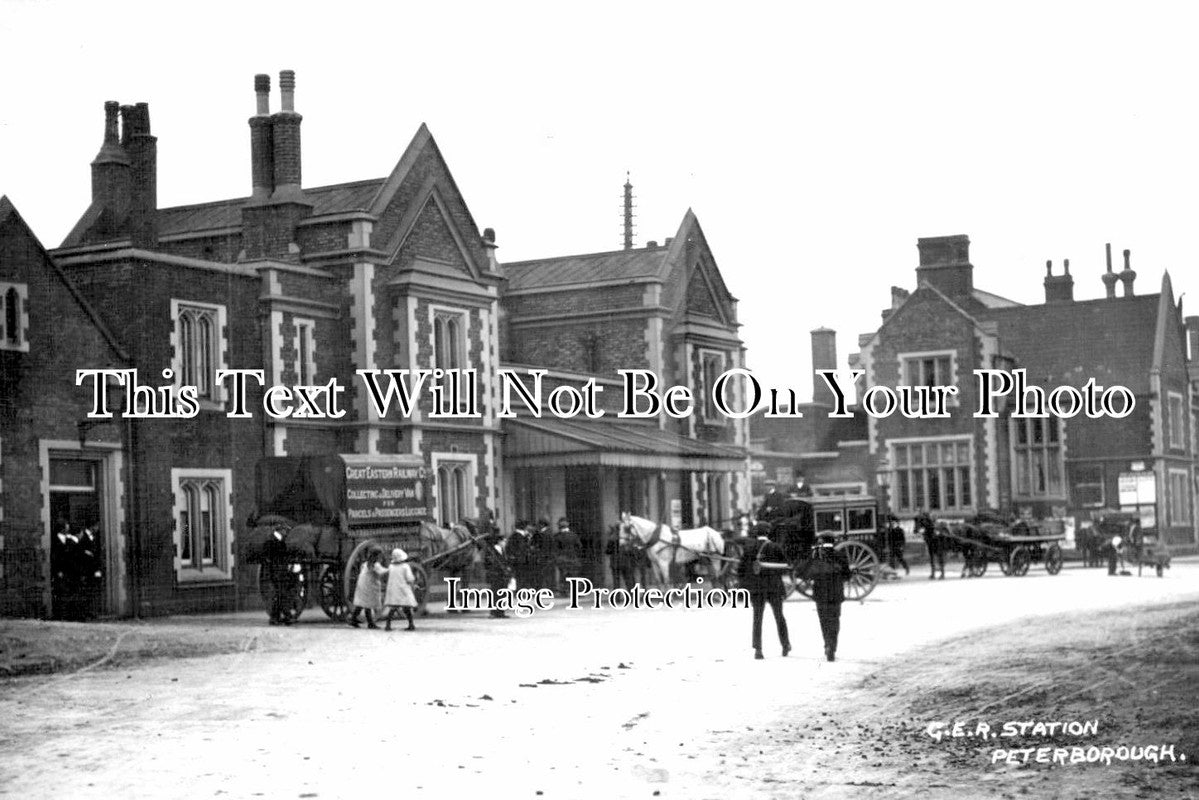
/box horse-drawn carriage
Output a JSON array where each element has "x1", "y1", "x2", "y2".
[
  {"x1": 934, "y1": 513, "x2": 1065, "y2": 577},
  {"x1": 750, "y1": 495, "x2": 884, "y2": 601},
  {"x1": 243, "y1": 454, "x2": 481, "y2": 621}
]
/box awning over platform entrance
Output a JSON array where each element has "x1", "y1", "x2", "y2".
[{"x1": 504, "y1": 418, "x2": 748, "y2": 471}]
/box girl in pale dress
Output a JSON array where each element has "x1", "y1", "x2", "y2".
[
  {"x1": 348, "y1": 548, "x2": 387, "y2": 629},
  {"x1": 383, "y1": 548, "x2": 418, "y2": 631}
]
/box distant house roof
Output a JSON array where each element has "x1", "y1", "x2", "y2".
[
  {"x1": 986, "y1": 294, "x2": 1162, "y2": 393},
  {"x1": 972, "y1": 288, "x2": 1022, "y2": 309},
  {"x1": 157, "y1": 179, "x2": 386, "y2": 237},
  {"x1": 504, "y1": 245, "x2": 671, "y2": 290}
]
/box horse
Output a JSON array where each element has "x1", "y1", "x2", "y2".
[
  {"x1": 416, "y1": 520, "x2": 484, "y2": 614},
  {"x1": 618, "y1": 512, "x2": 728, "y2": 589}
]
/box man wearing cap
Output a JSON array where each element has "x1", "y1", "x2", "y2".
[
  {"x1": 261, "y1": 527, "x2": 294, "y2": 626},
  {"x1": 737, "y1": 522, "x2": 791, "y2": 660},
  {"x1": 554, "y1": 518, "x2": 582, "y2": 594},
  {"x1": 505, "y1": 519, "x2": 535, "y2": 590},
  {"x1": 481, "y1": 530, "x2": 513, "y2": 618},
  {"x1": 796, "y1": 532, "x2": 852, "y2": 661}
]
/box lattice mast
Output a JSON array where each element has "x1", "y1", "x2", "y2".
[{"x1": 622, "y1": 172, "x2": 636, "y2": 250}]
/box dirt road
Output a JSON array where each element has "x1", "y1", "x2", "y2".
[{"x1": 2, "y1": 562, "x2": 1196, "y2": 799}]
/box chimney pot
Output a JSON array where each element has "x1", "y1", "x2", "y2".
[
  {"x1": 647, "y1": 240, "x2": 658, "y2": 248},
  {"x1": 1046, "y1": 259, "x2": 1052, "y2": 276},
  {"x1": 254, "y1": 73, "x2": 271, "y2": 115},
  {"x1": 1123, "y1": 249, "x2": 1131, "y2": 270},
  {"x1": 1064, "y1": 258, "x2": 1070, "y2": 275},
  {"x1": 279, "y1": 70, "x2": 296, "y2": 112},
  {"x1": 482, "y1": 227, "x2": 496, "y2": 244}
]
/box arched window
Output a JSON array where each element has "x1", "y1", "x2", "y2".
[
  {"x1": 173, "y1": 470, "x2": 233, "y2": 581},
  {"x1": 436, "y1": 461, "x2": 472, "y2": 526},
  {"x1": 173, "y1": 302, "x2": 224, "y2": 402},
  {"x1": 4, "y1": 287, "x2": 18, "y2": 346}
]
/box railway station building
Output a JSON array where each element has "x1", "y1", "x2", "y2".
[{"x1": 0, "y1": 71, "x2": 751, "y2": 617}]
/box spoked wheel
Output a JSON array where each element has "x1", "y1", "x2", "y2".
[
  {"x1": 970, "y1": 558, "x2": 988, "y2": 578},
  {"x1": 1045, "y1": 543, "x2": 1063, "y2": 575},
  {"x1": 409, "y1": 562, "x2": 429, "y2": 606},
  {"x1": 998, "y1": 552, "x2": 1012, "y2": 576},
  {"x1": 257, "y1": 563, "x2": 306, "y2": 622},
  {"x1": 784, "y1": 563, "x2": 810, "y2": 600},
  {"x1": 318, "y1": 564, "x2": 349, "y2": 620},
  {"x1": 838, "y1": 540, "x2": 880, "y2": 601},
  {"x1": 1009, "y1": 546, "x2": 1031, "y2": 577}
]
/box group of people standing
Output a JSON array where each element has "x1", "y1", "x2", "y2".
[
  {"x1": 497, "y1": 518, "x2": 582, "y2": 597},
  {"x1": 49, "y1": 516, "x2": 104, "y2": 621}
]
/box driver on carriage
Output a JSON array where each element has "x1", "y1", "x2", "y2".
[{"x1": 759, "y1": 476, "x2": 815, "y2": 564}]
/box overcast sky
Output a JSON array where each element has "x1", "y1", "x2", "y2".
[{"x1": 2, "y1": 1, "x2": 1196, "y2": 398}]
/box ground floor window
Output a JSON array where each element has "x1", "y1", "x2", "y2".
[
  {"x1": 893, "y1": 439, "x2": 973, "y2": 513},
  {"x1": 1070, "y1": 463, "x2": 1105, "y2": 507},
  {"x1": 172, "y1": 469, "x2": 234, "y2": 582},
  {"x1": 434, "y1": 458, "x2": 474, "y2": 527}
]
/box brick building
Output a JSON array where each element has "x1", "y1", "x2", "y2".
[
  {"x1": 842, "y1": 235, "x2": 1197, "y2": 547},
  {"x1": 501, "y1": 216, "x2": 752, "y2": 582},
  {"x1": 0, "y1": 197, "x2": 131, "y2": 617},
  {"x1": 0, "y1": 71, "x2": 750, "y2": 617}
]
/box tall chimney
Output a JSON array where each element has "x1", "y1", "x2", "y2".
[
  {"x1": 1101, "y1": 243, "x2": 1119, "y2": 298},
  {"x1": 1043, "y1": 258, "x2": 1074, "y2": 303},
  {"x1": 90, "y1": 101, "x2": 131, "y2": 220},
  {"x1": 1119, "y1": 248, "x2": 1136, "y2": 297},
  {"x1": 122, "y1": 103, "x2": 157, "y2": 248},
  {"x1": 271, "y1": 70, "x2": 303, "y2": 201},
  {"x1": 249, "y1": 74, "x2": 274, "y2": 202},
  {"x1": 811, "y1": 327, "x2": 838, "y2": 406},
  {"x1": 915, "y1": 235, "x2": 973, "y2": 298}
]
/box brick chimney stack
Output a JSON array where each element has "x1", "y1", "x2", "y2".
[
  {"x1": 121, "y1": 102, "x2": 157, "y2": 248},
  {"x1": 90, "y1": 101, "x2": 130, "y2": 217},
  {"x1": 1101, "y1": 243, "x2": 1119, "y2": 299},
  {"x1": 482, "y1": 227, "x2": 499, "y2": 272},
  {"x1": 249, "y1": 74, "x2": 274, "y2": 201},
  {"x1": 811, "y1": 327, "x2": 838, "y2": 406},
  {"x1": 271, "y1": 70, "x2": 302, "y2": 201},
  {"x1": 915, "y1": 235, "x2": 973, "y2": 298},
  {"x1": 1119, "y1": 248, "x2": 1136, "y2": 297},
  {"x1": 1043, "y1": 258, "x2": 1074, "y2": 303}
]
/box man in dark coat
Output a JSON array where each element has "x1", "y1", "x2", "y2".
[
  {"x1": 261, "y1": 527, "x2": 294, "y2": 626},
  {"x1": 505, "y1": 520, "x2": 535, "y2": 589},
  {"x1": 481, "y1": 530, "x2": 513, "y2": 618},
  {"x1": 531, "y1": 518, "x2": 554, "y2": 589},
  {"x1": 772, "y1": 487, "x2": 815, "y2": 564},
  {"x1": 554, "y1": 518, "x2": 582, "y2": 594},
  {"x1": 737, "y1": 523, "x2": 791, "y2": 660},
  {"x1": 50, "y1": 516, "x2": 81, "y2": 621},
  {"x1": 885, "y1": 515, "x2": 909, "y2": 576},
  {"x1": 77, "y1": 519, "x2": 104, "y2": 620},
  {"x1": 914, "y1": 510, "x2": 943, "y2": 580},
  {"x1": 796, "y1": 532, "x2": 852, "y2": 661}
]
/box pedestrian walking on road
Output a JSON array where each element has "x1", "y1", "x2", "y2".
[
  {"x1": 796, "y1": 532, "x2": 852, "y2": 662},
  {"x1": 737, "y1": 522, "x2": 791, "y2": 660},
  {"x1": 383, "y1": 549, "x2": 418, "y2": 631},
  {"x1": 262, "y1": 527, "x2": 296, "y2": 626},
  {"x1": 915, "y1": 510, "x2": 943, "y2": 580},
  {"x1": 481, "y1": 531, "x2": 514, "y2": 618},
  {"x1": 348, "y1": 548, "x2": 387, "y2": 629}
]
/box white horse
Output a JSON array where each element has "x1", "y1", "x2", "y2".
[{"x1": 618, "y1": 512, "x2": 728, "y2": 589}]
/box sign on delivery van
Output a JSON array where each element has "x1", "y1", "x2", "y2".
[{"x1": 341, "y1": 454, "x2": 430, "y2": 523}]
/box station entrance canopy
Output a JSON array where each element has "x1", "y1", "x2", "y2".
[{"x1": 504, "y1": 418, "x2": 747, "y2": 472}]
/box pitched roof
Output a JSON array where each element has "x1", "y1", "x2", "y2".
[
  {"x1": 972, "y1": 288, "x2": 1022, "y2": 308},
  {"x1": 985, "y1": 294, "x2": 1162, "y2": 393},
  {"x1": 156, "y1": 179, "x2": 385, "y2": 236},
  {"x1": 0, "y1": 196, "x2": 130, "y2": 362},
  {"x1": 504, "y1": 245, "x2": 671, "y2": 290}
]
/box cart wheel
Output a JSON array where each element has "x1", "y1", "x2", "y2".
[
  {"x1": 409, "y1": 562, "x2": 429, "y2": 606},
  {"x1": 318, "y1": 564, "x2": 348, "y2": 621},
  {"x1": 343, "y1": 539, "x2": 381, "y2": 612},
  {"x1": 837, "y1": 540, "x2": 880, "y2": 601},
  {"x1": 782, "y1": 562, "x2": 811, "y2": 599},
  {"x1": 997, "y1": 553, "x2": 1012, "y2": 576},
  {"x1": 257, "y1": 563, "x2": 306, "y2": 622},
  {"x1": 1045, "y1": 544, "x2": 1063, "y2": 575},
  {"x1": 1009, "y1": 546, "x2": 1030, "y2": 577},
  {"x1": 1156, "y1": 563, "x2": 1164, "y2": 577},
  {"x1": 970, "y1": 558, "x2": 988, "y2": 578}
]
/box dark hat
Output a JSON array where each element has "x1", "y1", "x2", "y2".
[
  {"x1": 752, "y1": 522, "x2": 772, "y2": 537},
  {"x1": 557, "y1": 517, "x2": 570, "y2": 529},
  {"x1": 537, "y1": 518, "x2": 550, "y2": 529},
  {"x1": 817, "y1": 531, "x2": 837, "y2": 544}
]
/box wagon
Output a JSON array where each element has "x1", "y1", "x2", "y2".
[
  {"x1": 762, "y1": 495, "x2": 883, "y2": 602},
  {"x1": 243, "y1": 454, "x2": 476, "y2": 621},
  {"x1": 936, "y1": 515, "x2": 1065, "y2": 577}
]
